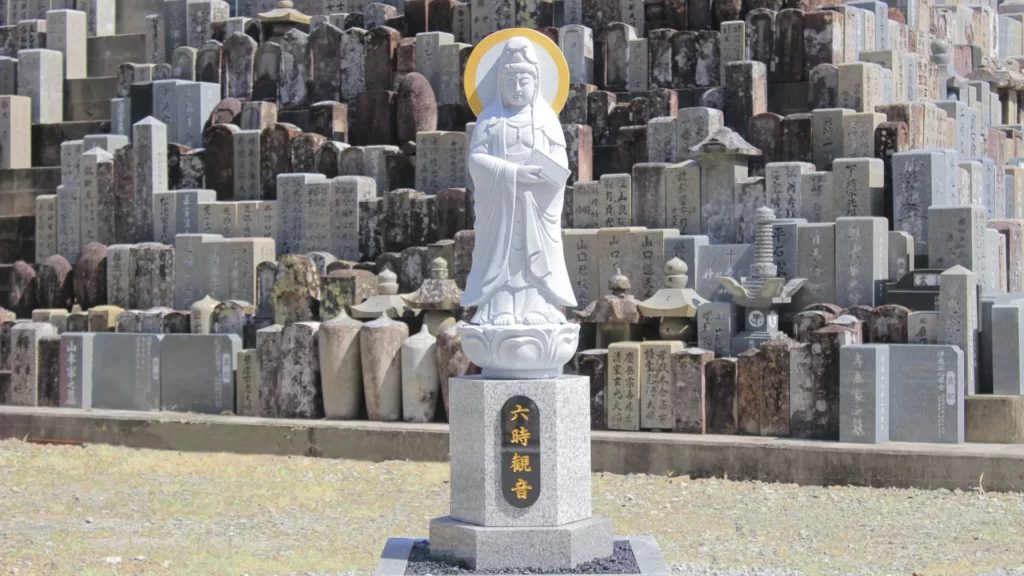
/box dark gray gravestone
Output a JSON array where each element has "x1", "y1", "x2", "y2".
[
  {"x1": 980, "y1": 293, "x2": 1024, "y2": 395},
  {"x1": 129, "y1": 81, "x2": 154, "y2": 126},
  {"x1": 160, "y1": 333, "x2": 241, "y2": 414},
  {"x1": 992, "y1": 303, "x2": 1024, "y2": 395},
  {"x1": 91, "y1": 333, "x2": 164, "y2": 410},
  {"x1": 696, "y1": 302, "x2": 740, "y2": 358},
  {"x1": 883, "y1": 269, "x2": 945, "y2": 311},
  {"x1": 889, "y1": 344, "x2": 964, "y2": 444},
  {"x1": 695, "y1": 243, "x2": 754, "y2": 302},
  {"x1": 839, "y1": 344, "x2": 888, "y2": 444}
]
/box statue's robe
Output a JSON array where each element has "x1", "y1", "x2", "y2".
[{"x1": 462, "y1": 102, "x2": 577, "y2": 314}]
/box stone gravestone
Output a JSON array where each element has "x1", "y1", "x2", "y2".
[
  {"x1": 928, "y1": 204, "x2": 986, "y2": 276},
  {"x1": 839, "y1": 343, "x2": 889, "y2": 443},
  {"x1": 794, "y1": 222, "x2": 837, "y2": 312},
  {"x1": 59, "y1": 333, "x2": 95, "y2": 409},
  {"x1": 56, "y1": 185, "x2": 81, "y2": 264},
  {"x1": 791, "y1": 325, "x2": 855, "y2": 440},
  {"x1": 835, "y1": 217, "x2": 888, "y2": 307},
  {"x1": 772, "y1": 217, "x2": 805, "y2": 282},
  {"x1": 235, "y1": 349, "x2": 260, "y2": 416},
  {"x1": 278, "y1": 29, "x2": 310, "y2": 109},
  {"x1": 607, "y1": 341, "x2": 641, "y2": 431},
  {"x1": 223, "y1": 32, "x2": 257, "y2": 100},
  {"x1": 35, "y1": 195, "x2": 56, "y2": 262},
  {"x1": 673, "y1": 348, "x2": 713, "y2": 433},
  {"x1": 277, "y1": 321, "x2": 322, "y2": 418},
  {"x1": 0, "y1": 95, "x2": 31, "y2": 169},
  {"x1": 9, "y1": 323, "x2": 58, "y2": 406},
  {"x1": 765, "y1": 162, "x2": 814, "y2": 220},
  {"x1": 78, "y1": 148, "x2": 117, "y2": 248},
  {"x1": 697, "y1": 302, "x2": 740, "y2": 358},
  {"x1": 990, "y1": 296, "x2": 1024, "y2": 394},
  {"x1": 639, "y1": 341, "x2": 682, "y2": 430},
  {"x1": 737, "y1": 337, "x2": 802, "y2": 437},
  {"x1": 939, "y1": 266, "x2": 979, "y2": 396},
  {"x1": 695, "y1": 244, "x2": 754, "y2": 302},
  {"x1": 889, "y1": 344, "x2": 965, "y2": 444},
  {"x1": 177, "y1": 81, "x2": 221, "y2": 149},
  {"x1": 160, "y1": 334, "x2": 240, "y2": 413},
  {"x1": 833, "y1": 158, "x2": 884, "y2": 218},
  {"x1": 133, "y1": 117, "x2": 169, "y2": 243},
  {"x1": 91, "y1": 333, "x2": 164, "y2": 410},
  {"x1": 17, "y1": 49, "x2": 63, "y2": 124}
]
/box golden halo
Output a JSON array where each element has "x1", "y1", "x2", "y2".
[{"x1": 463, "y1": 28, "x2": 570, "y2": 116}]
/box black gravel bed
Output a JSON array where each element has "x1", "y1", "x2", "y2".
[{"x1": 404, "y1": 540, "x2": 640, "y2": 575}]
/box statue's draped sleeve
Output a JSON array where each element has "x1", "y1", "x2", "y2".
[{"x1": 462, "y1": 117, "x2": 519, "y2": 307}]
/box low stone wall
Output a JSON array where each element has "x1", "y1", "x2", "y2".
[{"x1": 3, "y1": 405, "x2": 1024, "y2": 492}]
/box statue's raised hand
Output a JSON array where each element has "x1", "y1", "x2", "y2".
[{"x1": 516, "y1": 164, "x2": 545, "y2": 184}]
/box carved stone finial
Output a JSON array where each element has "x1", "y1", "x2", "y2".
[
  {"x1": 609, "y1": 268, "x2": 630, "y2": 296},
  {"x1": 429, "y1": 257, "x2": 449, "y2": 280},
  {"x1": 665, "y1": 258, "x2": 688, "y2": 289},
  {"x1": 379, "y1": 266, "x2": 399, "y2": 296},
  {"x1": 750, "y1": 206, "x2": 777, "y2": 279}
]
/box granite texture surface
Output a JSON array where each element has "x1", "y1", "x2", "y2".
[
  {"x1": 448, "y1": 376, "x2": 591, "y2": 527},
  {"x1": 371, "y1": 535, "x2": 670, "y2": 575},
  {"x1": 427, "y1": 515, "x2": 615, "y2": 571}
]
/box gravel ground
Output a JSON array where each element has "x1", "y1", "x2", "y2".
[{"x1": 1, "y1": 439, "x2": 1023, "y2": 576}]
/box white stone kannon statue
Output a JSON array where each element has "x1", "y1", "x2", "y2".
[{"x1": 459, "y1": 31, "x2": 580, "y2": 379}]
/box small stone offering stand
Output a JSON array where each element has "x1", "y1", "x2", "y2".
[{"x1": 372, "y1": 29, "x2": 669, "y2": 575}]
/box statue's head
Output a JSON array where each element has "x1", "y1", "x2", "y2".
[{"x1": 498, "y1": 37, "x2": 540, "y2": 109}]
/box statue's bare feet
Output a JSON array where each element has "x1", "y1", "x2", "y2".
[
  {"x1": 493, "y1": 313, "x2": 515, "y2": 326},
  {"x1": 524, "y1": 312, "x2": 547, "y2": 326}
]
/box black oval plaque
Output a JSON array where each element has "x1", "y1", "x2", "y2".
[{"x1": 500, "y1": 395, "x2": 540, "y2": 508}]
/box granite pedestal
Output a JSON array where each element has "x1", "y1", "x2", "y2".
[
  {"x1": 446, "y1": 376, "x2": 593, "y2": 528},
  {"x1": 371, "y1": 375, "x2": 669, "y2": 574}
]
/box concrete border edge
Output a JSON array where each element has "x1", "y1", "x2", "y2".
[{"x1": 3, "y1": 406, "x2": 1024, "y2": 492}]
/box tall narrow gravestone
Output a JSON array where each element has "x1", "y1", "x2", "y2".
[{"x1": 373, "y1": 30, "x2": 669, "y2": 575}]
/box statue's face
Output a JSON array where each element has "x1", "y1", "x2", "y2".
[{"x1": 501, "y1": 72, "x2": 535, "y2": 108}]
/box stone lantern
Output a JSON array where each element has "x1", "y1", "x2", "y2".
[
  {"x1": 573, "y1": 269, "x2": 643, "y2": 348},
  {"x1": 402, "y1": 258, "x2": 464, "y2": 336},
  {"x1": 637, "y1": 258, "x2": 708, "y2": 342},
  {"x1": 350, "y1": 267, "x2": 418, "y2": 320},
  {"x1": 258, "y1": 0, "x2": 311, "y2": 40}
]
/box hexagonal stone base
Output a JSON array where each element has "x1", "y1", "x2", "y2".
[
  {"x1": 372, "y1": 532, "x2": 670, "y2": 575},
  {"x1": 426, "y1": 515, "x2": 613, "y2": 571},
  {"x1": 448, "y1": 376, "x2": 592, "y2": 527}
]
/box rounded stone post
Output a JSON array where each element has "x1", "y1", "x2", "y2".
[
  {"x1": 319, "y1": 310, "x2": 364, "y2": 419},
  {"x1": 359, "y1": 316, "x2": 408, "y2": 421},
  {"x1": 401, "y1": 324, "x2": 439, "y2": 423},
  {"x1": 190, "y1": 294, "x2": 221, "y2": 334}
]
